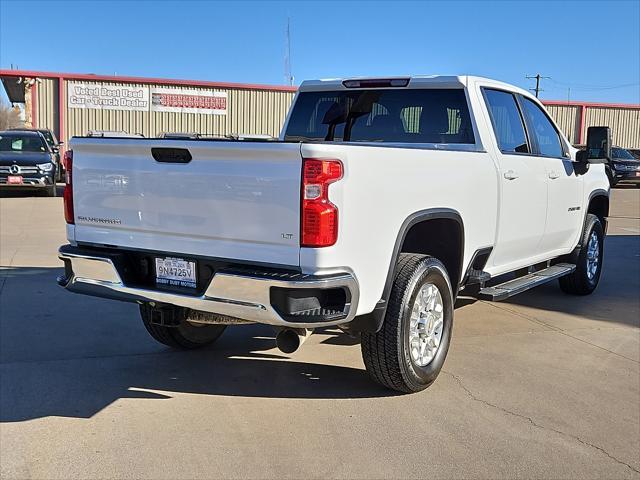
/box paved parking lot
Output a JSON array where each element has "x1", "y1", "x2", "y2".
[{"x1": 1, "y1": 187, "x2": 639, "y2": 479}]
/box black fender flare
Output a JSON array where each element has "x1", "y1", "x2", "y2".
[
  {"x1": 584, "y1": 188, "x2": 610, "y2": 239},
  {"x1": 346, "y1": 208, "x2": 465, "y2": 334},
  {"x1": 588, "y1": 188, "x2": 609, "y2": 207},
  {"x1": 557, "y1": 188, "x2": 609, "y2": 265}
]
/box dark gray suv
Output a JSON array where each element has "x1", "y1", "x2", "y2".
[
  {"x1": 9, "y1": 128, "x2": 64, "y2": 182},
  {"x1": 0, "y1": 130, "x2": 57, "y2": 196},
  {"x1": 609, "y1": 147, "x2": 640, "y2": 187}
]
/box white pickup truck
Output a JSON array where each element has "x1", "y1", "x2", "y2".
[{"x1": 58, "y1": 76, "x2": 611, "y2": 393}]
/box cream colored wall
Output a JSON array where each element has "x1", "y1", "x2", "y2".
[
  {"x1": 58, "y1": 80, "x2": 295, "y2": 146},
  {"x1": 546, "y1": 103, "x2": 640, "y2": 148}
]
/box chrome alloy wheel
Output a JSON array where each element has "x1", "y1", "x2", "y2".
[
  {"x1": 586, "y1": 231, "x2": 600, "y2": 280},
  {"x1": 409, "y1": 283, "x2": 444, "y2": 367}
]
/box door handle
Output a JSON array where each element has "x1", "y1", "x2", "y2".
[
  {"x1": 548, "y1": 171, "x2": 560, "y2": 179},
  {"x1": 503, "y1": 170, "x2": 519, "y2": 180}
]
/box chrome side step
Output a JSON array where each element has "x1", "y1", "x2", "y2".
[{"x1": 477, "y1": 263, "x2": 576, "y2": 301}]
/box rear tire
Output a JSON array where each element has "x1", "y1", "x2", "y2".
[
  {"x1": 559, "y1": 214, "x2": 604, "y2": 295},
  {"x1": 361, "y1": 254, "x2": 454, "y2": 393},
  {"x1": 140, "y1": 304, "x2": 226, "y2": 349}
]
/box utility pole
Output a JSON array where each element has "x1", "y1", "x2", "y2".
[{"x1": 526, "y1": 74, "x2": 550, "y2": 98}]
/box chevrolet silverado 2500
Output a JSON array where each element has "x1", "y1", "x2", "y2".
[{"x1": 58, "y1": 76, "x2": 611, "y2": 393}]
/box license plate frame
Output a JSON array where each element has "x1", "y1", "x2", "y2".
[
  {"x1": 7, "y1": 175, "x2": 23, "y2": 185},
  {"x1": 155, "y1": 257, "x2": 197, "y2": 289}
]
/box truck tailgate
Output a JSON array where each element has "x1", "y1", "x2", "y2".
[{"x1": 70, "y1": 138, "x2": 302, "y2": 266}]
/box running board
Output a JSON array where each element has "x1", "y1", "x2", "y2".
[{"x1": 477, "y1": 263, "x2": 576, "y2": 301}]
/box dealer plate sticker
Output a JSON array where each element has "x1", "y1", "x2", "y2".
[
  {"x1": 155, "y1": 257, "x2": 196, "y2": 288},
  {"x1": 7, "y1": 176, "x2": 23, "y2": 184}
]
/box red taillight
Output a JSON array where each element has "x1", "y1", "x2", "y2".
[
  {"x1": 301, "y1": 158, "x2": 343, "y2": 247},
  {"x1": 63, "y1": 150, "x2": 74, "y2": 224}
]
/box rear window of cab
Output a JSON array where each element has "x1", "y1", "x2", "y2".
[{"x1": 284, "y1": 89, "x2": 475, "y2": 144}]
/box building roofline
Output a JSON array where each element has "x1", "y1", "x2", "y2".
[
  {"x1": 542, "y1": 99, "x2": 640, "y2": 109},
  {"x1": 2, "y1": 69, "x2": 638, "y2": 108},
  {"x1": 0, "y1": 69, "x2": 298, "y2": 93}
]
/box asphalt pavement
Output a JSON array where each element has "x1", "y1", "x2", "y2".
[{"x1": 1, "y1": 186, "x2": 638, "y2": 479}]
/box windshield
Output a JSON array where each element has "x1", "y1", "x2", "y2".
[
  {"x1": 38, "y1": 130, "x2": 55, "y2": 146},
  {"x1": 611, "y1": 147, "x2": 636, "y2": 160},
  {"x1": 0, "y1": 134, "x2": 48, "y2": 153},
  {"x1": 284, "y1": 88, "x2": 475, "y2": 144}
]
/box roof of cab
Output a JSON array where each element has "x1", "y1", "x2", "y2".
[
  {"x1": 0, "y1": 129, "x2": 44, "y2": 137},
  {"x1": 298, "y1": 75, "x2": 532, "y2": 98}
]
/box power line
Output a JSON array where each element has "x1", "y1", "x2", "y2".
[
  {"x1": 526, "y1": 74, "x2": 551, "y2": 98},
  {"x1": 548, "y1": 78, "x2": 639, "y2": 91}
]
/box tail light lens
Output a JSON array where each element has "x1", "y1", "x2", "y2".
[
  {"x1": 63, "y1": 150, "x2": 74, "y2": 224},
  {"x1": 301, "y1": 158, "x2": 343, "y2": 247}
]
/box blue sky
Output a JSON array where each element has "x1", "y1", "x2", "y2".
[{"x1": 1, "y1": 0, "x2": 639, "y2": 103}]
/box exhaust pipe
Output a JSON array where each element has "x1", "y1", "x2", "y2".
[{"x1": 275, "y1": 328, "x2": 312, "y2": 354}]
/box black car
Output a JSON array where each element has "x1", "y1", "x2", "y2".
[
  {"x1": 9, "y1": 127, "x2": 64, "y2": 182},
  {"x1": 609, "y1": 147, "x2": 640, "y2": 187},
  {"x1": 0, "y1": 130, "x2": 57, "y2": 196}
]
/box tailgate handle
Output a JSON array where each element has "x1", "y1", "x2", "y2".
[{"x1": 151, "y1": 148, "x2": 192, "y2": 164}]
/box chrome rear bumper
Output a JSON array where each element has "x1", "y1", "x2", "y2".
[{"x1": 58, "y1": 247, "x2": 359, "y2": 328}]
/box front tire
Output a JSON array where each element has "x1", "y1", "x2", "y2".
[
  {"x1": 605, "y1": 166, "x2": 617, "y2": 187},
  {"x1": 361, "y1": 254, "x2": 454, "y2": 393},
  {"x1": 140, "y1": 304, "x2": 226, "y2": 349},
  {"x1": 559, "y1": 213, "x2": 604, "y2": 295}
]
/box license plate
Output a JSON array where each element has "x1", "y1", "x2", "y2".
[
  {"x1": 7, "y1": 176, "x2": 23, "y2": 185},
  {"x1": 155, "y1": 257, "x2": 197, "y2": 289}
]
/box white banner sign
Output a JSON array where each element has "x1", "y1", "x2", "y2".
[
  {"x1": 150, "y1": 87, "x2": 227, "y2": 115},
  {"x1": 68, "y1": 82, "x2": 149, "y2": 111}
]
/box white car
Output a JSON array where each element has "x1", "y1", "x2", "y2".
[{"x1": 58, "y1": 76, "x2": 610, "y2": 393}]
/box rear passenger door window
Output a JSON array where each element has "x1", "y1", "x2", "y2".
[
  {"x1": 483, "y1": 89, "x2": 529, "y2": 154},
  {"x1": 520, "y1": 97, "x2": 564, "y2": 158}
]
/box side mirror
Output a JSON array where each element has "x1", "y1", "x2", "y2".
[
  {"x1": 576, "y1": 150, "x2": 588, "y2": 163},
  {"x1": 574, "y1": 149, "x2": 590, "y2": 175},
  {"x1": 585, "y1": 126, "x2": 611, "y2": 164}
]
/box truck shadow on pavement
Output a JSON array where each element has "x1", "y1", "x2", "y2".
[
  {"x1": 499, "y1": 235, "x2": 640, "y2": 328},
  {"x1": 0, "y1": 267, "x2": 396, "y2": 423},
  {"x1": 455, "y1": 235, "x2": 640, "y2": 329},
  {"x1": 1, "y1": 344, "x2": 397, "y2": 423},
  {"x1": 1, "y1": 232, "x2": 637, "y2": 422},
  {"x1": 0, "y1": 185, "x2": 64, "y2": 198}
]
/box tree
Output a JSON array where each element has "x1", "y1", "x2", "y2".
[{"x1": 0, "y1": 101, "x2": 23, "y2": 130}]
